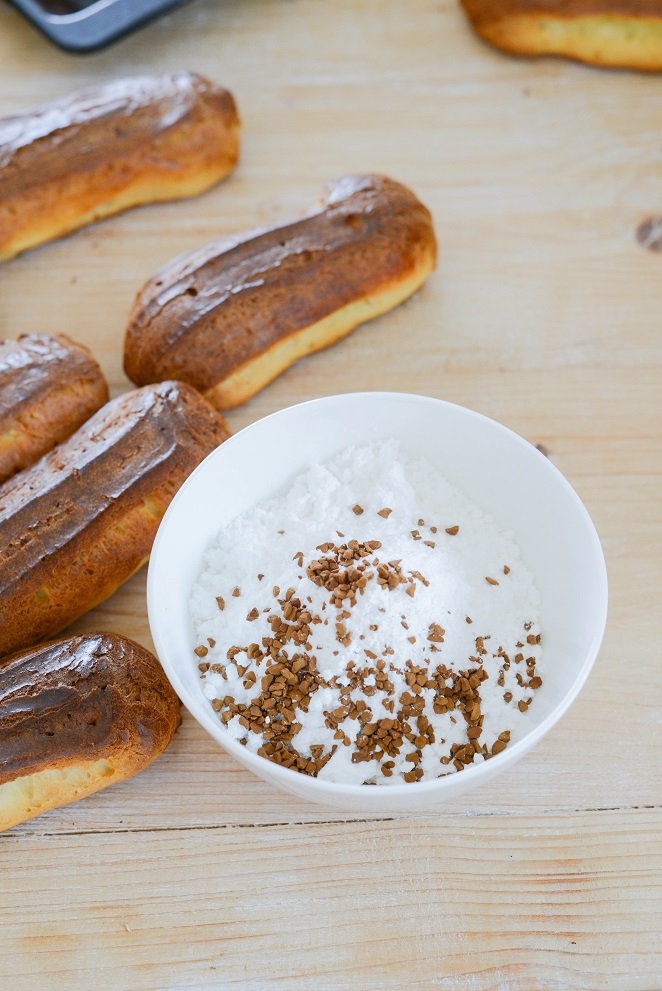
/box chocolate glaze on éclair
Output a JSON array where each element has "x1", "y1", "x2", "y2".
[
  {"x1": 124, "y1": 174, "x2": 437, "y2": 402},
  {"x1": 0, "y1": 381, "x2": 230, "y2": 657},
  {"x1": 0, "y1": 633, "x2": 180, "y2": 788}
]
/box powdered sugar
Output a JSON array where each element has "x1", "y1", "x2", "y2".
[{"x1": 190, "y1": 440, "x2": 543, "y2": 785}]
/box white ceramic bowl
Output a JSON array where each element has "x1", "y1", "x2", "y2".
[{"x1": 148, "y1": 393, "x2": 608, "y2": 813}]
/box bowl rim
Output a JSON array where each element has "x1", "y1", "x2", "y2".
[{"x1": 148, "y1": 391, "x2": 609, "y2": 798}]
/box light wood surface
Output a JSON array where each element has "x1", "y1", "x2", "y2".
[{"x1": 1, "y1": 1, "x2": 660, "y2": 988}]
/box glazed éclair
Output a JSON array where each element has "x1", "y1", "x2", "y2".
[
  {"x1": 459, "y1": 0, "x2": 662, "y2": 71},
  {"x1": 124, "y1": 174, "x2": 437, "y2": 410},
  {"x1": 0, "y1": 72, "x2": 240, "y2": 262},
  {"x1": 0, "y1": 333, "x2": 108, "y2": 484},
  {"x1": 0, "y1": 633, "x2": 180, "y2": 832},
  {"x1": 0, "y1": 381, "x2": 230, "y2": 658}
]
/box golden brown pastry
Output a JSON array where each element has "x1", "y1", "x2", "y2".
[
  {"x1": 0, "y1": 333, "x2": 108, "y2": 484},
  {"x1": 0, "y1": 72, "x2": 240, "y2": 263},
  {"x1": 0, "y1": 633, "x2": 180, "y2": 832},
  {"x1": 123, "y1": 174, "x2": 437, "y2": 410},
  {"x1": 0, "y1": 381, "x2": 230, "y2": 658},
  {"x1": 459, "y1": 0, "x2": 662, "y2": 71}
]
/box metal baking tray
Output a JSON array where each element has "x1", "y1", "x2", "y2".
[{"x1": 9, "y1": 0, "x2": 193, "y2": 52}]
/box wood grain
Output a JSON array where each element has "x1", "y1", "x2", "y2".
[
  {"x1": 0, "y1": 0, "x2": 660, "y2": 987},
  {"x1": 2, "y1": 811, "x2": 660, "y2": 990}
]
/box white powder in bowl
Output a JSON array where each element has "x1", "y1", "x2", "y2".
[{"x1": 189, "y1": 440, "x2": 543, "y2": 786}]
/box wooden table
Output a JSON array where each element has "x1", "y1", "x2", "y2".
[{"x1": 1, "y1": 1, "x2": 660, "y2": 988}]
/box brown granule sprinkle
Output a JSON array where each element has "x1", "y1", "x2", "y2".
[
  {"x1": 306, "y1": 538, "x2": 388, "y2": 607},
  {"x1": 428, "y1": 623, "x2": 445, "y2": 643},
  {"x1": 199, "y1": 512, "x2": 544, "y2": 784}
]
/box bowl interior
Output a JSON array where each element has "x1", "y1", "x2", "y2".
[{"x1": 148, "y1": 393, "x2": 607, "y2": 801}]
